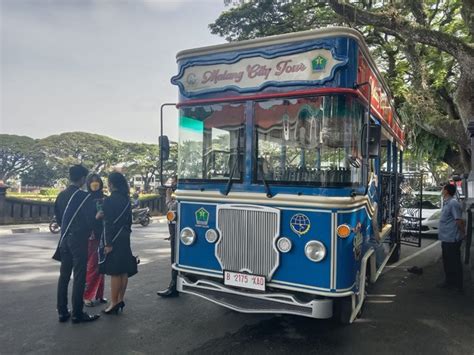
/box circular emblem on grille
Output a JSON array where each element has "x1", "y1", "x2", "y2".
[{"x1": 290, "y1": 213, "x2": 311, "y2": 236}]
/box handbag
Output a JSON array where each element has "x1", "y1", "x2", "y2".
[
  {"x1": 52, "y1": 245, "x2": 62, "y2": 262},
  {"x1": 128, "y1": 254, "x2": 139, "y2": 278}
]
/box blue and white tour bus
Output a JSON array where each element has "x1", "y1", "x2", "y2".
[{"x1": 160, "y1": 27, "x2": 415, "y2": 323}]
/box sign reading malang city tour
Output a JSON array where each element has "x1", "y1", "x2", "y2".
[{"x1": 172, "y1": 49, "x2": 346, "y2": 95}]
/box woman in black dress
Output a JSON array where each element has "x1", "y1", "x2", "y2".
[{"x1": 99, "y1": 172, "x2": 137, "y2": 314}]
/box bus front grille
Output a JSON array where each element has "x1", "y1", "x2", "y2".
[{"x1": 216, "y1": 205, "x2": 280, "y2": 280}]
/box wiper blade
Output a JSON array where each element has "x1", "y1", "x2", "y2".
[
  {"x1": 258, "y1": 159, "x2": 272, "y2": 198},
  {"x1": 223, "y1": 155, "x2": 238, "y2": 196},
  {"x1": 223, "y1": 131, "x2": 241, "y2": 196},
  {"x1": 261, "y1": 173, "x2": 272, "y2": 198}
]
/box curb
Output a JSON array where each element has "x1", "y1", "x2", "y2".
[
  {"x1": 0, "y1": 225, "x2": 51, "y2": 235},
  {"x1": 0, "y1": 218, "x2": 167, "y2": 236},
  {"x1": 154, "y1": 216, "x2": 167, "y2": 224},
  {"x1": 11, "y1": 227, "x2": 41, "y2": 234}
]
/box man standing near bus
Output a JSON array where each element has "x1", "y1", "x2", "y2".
[
  {"x1": 438, "y1": 183, "x2": 465, "y2": 293},
  {"x1": 53, "y1": 165, "x2": 100, "y2": 323},
  {"x1": 157, "y1": 175, "x2": 179, "y2": 297}
]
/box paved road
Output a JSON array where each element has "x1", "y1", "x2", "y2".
[{"x1": 0, "y1": 224, "x2": 473, "y2": 355}]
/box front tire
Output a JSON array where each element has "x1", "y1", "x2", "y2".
[
  {"x1": 389, "y1": 242, "x2": 401, "y2": 263},
  {"x1": 334, "y1": 296, "x2": 353, "y2": 325},
  {"x1": 140, "y1": 216, "x2": 150, "y2": 227},
  {"x1": 49, "y1": 222, "x2": 60, "y2": 234}
]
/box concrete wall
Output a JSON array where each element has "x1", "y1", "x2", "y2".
[
  {"x1": 0, "y1": 195, "x2": 54, "y2": 225},
  {"x1": 138, "y1": 190, "x2": 167, "y2": 216},
  {"x1": 0, "y1": 186, "x2": 166, "y2": 225}
]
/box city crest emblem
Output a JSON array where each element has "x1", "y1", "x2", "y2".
[
  {"x1": 195, "y1": 207, "x2": 209, "y2": 226},
  {"x1": 311, "y1": 55, "x2": 327, "y2": 72},
  {"x1": 290, "y1": 213, "x2": 311, "y2": 236}
]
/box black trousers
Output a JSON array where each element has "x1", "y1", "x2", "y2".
[
  {"x1": 168, "y1": 222, "x2": 177, "y2": 287},
  {"x1": 57, "y1": 235, "x2": 88, "y2": 317},
  {"x1": 441, "y1": 241, "x2": 463, "y2": 290}
]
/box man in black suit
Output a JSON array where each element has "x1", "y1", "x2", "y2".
[
  {"x1": 54, "y1": 165, "x2": 100, "y2": 323},
  {"x1": 157, "y1": 176, "x2": 179, "y2": 297}
]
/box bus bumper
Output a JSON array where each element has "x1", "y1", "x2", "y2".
[{"x1": 177, "y1": 275, "x2": 333, "y2": 319}]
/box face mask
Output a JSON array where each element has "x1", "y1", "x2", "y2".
[{"x1": 90, "y1": 182, "x2": 101, "y2": 192}]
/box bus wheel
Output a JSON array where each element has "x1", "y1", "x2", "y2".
[
  {"x1": 334, "y1": 296, "x2": 353, "y2": 325},
  {"x1": 389, "y1": 242, "x2": 401, "y2": 263}
]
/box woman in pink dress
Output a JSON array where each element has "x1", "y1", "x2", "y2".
[{"x1": 83, "y1": 174, "x2": 107, "y2": 306}]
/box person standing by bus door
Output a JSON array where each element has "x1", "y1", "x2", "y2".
[
  {"x1": 438, "y1": 183, "x2": 466, "y2": 293},
  {"x1": 157, "y1": 176, "x2": 179, "y2": 298}
]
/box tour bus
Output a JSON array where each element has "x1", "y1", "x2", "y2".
[{"x1": 160, "y1": 27, "x2": 412, "y2": 323}]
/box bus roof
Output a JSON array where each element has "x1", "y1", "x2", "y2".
[
  {"x1": 174, "y1": 27, "x2": 404, "y2": 146},
  {"x1": 176, "y1": 27, "x2": 393, "y2": 100}
]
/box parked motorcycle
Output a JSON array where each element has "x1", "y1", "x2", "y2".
[
  {"x1": 132, "y1": 207, "x2": 151, "y2": 227},
  {"x1": 49, "y1": 216, "x2": 60, "y2": 234}
]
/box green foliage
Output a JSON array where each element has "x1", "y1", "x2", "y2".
[
  {"x1": 7, "y1": 192, "x2": 57, "y2": 202},
  {"x1": 138, "y1": 193, "x2": 160, "y2": 201},
  {"x1": 210, "y1": 0, "x2": 336, "y2": 41},
  {"x1": 20, "y1": 159, "x2": 60, "y2": 187},
  {"x1": 37, "y1": 132, "x2": 124, "y2": 176},
  {"x1": 39, "y1": 188, "x2": 59, "y2": 196},
  {"x1": 0, "y1": 134, "x2": 38, "y2": 181},
  {"x1": 210, "y1": 0, "x2": 472, "y2": 171},
  {"x1": 2, "y1": 132, "x2": 178, "y2": 190}
]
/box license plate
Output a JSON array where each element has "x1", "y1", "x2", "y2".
[{"x1": 224, "y1": 271, "x2": 266, "y2": 291}]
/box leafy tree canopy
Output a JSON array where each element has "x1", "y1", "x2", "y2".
[
  {"x1": 0, "y1": 134, "x2": 38, "y2": 181},
  {"x1": 210, "y1": 0, "x2": 474, "y2": 173},
  {"x1": 2, "y1": 132, "x2": 175, "y2": 191}
]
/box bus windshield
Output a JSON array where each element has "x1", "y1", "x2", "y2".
[
  {"x1": 178, "y1": 103, "x2": 246, "y2": 182},
  {"x1": 255, "y1": 95, "x2": 364, "y2": 187}
]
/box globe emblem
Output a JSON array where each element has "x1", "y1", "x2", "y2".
[{"x1": 290, "y1": 213, "x2": 311, "y2": 235}]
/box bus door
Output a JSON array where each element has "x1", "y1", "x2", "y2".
[{"x1": 398, "y1": 172, "x2": 424, "y2": 247}]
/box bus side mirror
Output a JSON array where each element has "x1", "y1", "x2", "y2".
[
  {"x1": 159, "y1": 135, "x2": 170, "y2": 161},
  {"x1": 362, "y1": 124, "x2": 381, "y2": 159}
]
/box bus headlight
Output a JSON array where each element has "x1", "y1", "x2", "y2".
[
  {"x1": 205, "y1": 229, "x2": 219, "y2": 243},
  {"x1": 277, "y1": 237, "x2": 292, "y2": 253},
  {"x1": 180, "y1": 227, "x2": 196, "y2": 246},
  {"x1": 304, "y1": 240, "x2": 326, "y2": 262}
]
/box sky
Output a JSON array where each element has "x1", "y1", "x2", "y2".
[{"x1": 1, "y1": 0, "x2": 228, "y2": 143}]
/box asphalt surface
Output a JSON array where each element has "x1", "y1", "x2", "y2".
[{"x1": 0, "y1": 224, "x2": 473, "y2": 355}]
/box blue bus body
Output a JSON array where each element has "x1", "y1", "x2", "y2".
[{"x1": 168, "y1": 27, "x2": 405, "y2": 323}]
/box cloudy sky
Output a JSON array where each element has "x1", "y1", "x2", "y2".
[{"x1": 1, "y1": 0, "x2": 227, "y2": 143}]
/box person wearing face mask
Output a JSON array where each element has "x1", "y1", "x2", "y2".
[
  {"x1": 83, "y1": 174, "x2": 107, "y2": 307},
  {"x1": 52, "y1": 165, "x2": 100, "y2": 324}
]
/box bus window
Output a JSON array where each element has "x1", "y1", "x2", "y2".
[
  {"x1": 255, "y1": 95, "x2": 364, "y2": 187},
  {"x1": 178, "y1": 103, "x2": 246, "y2": 182}
]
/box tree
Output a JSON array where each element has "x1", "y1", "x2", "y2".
[
  {"x1": 37, "y1": 132, "x2": 124, "y2": 176},
  {"x1": 0, "y1": 134, "x2": 37, "y2": 181},
  {"x1": 20, "y1": 159, "x2": 60, "y2": 187},
  {"x1": 122, "y1": 141, "x2": 178, "y2": 191},
  {"x1": 122, "y1": 143, "x2": 160, "y2": 192},
  {"x1": 326, "y1": 0, "x2": 473, "y2": 172},
  {"x1": 1, "y1": 132, "x2": 175, "y2": 189},
  {"x1": 210, "y1": 0, "x2": 474, "y2": 172}
]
